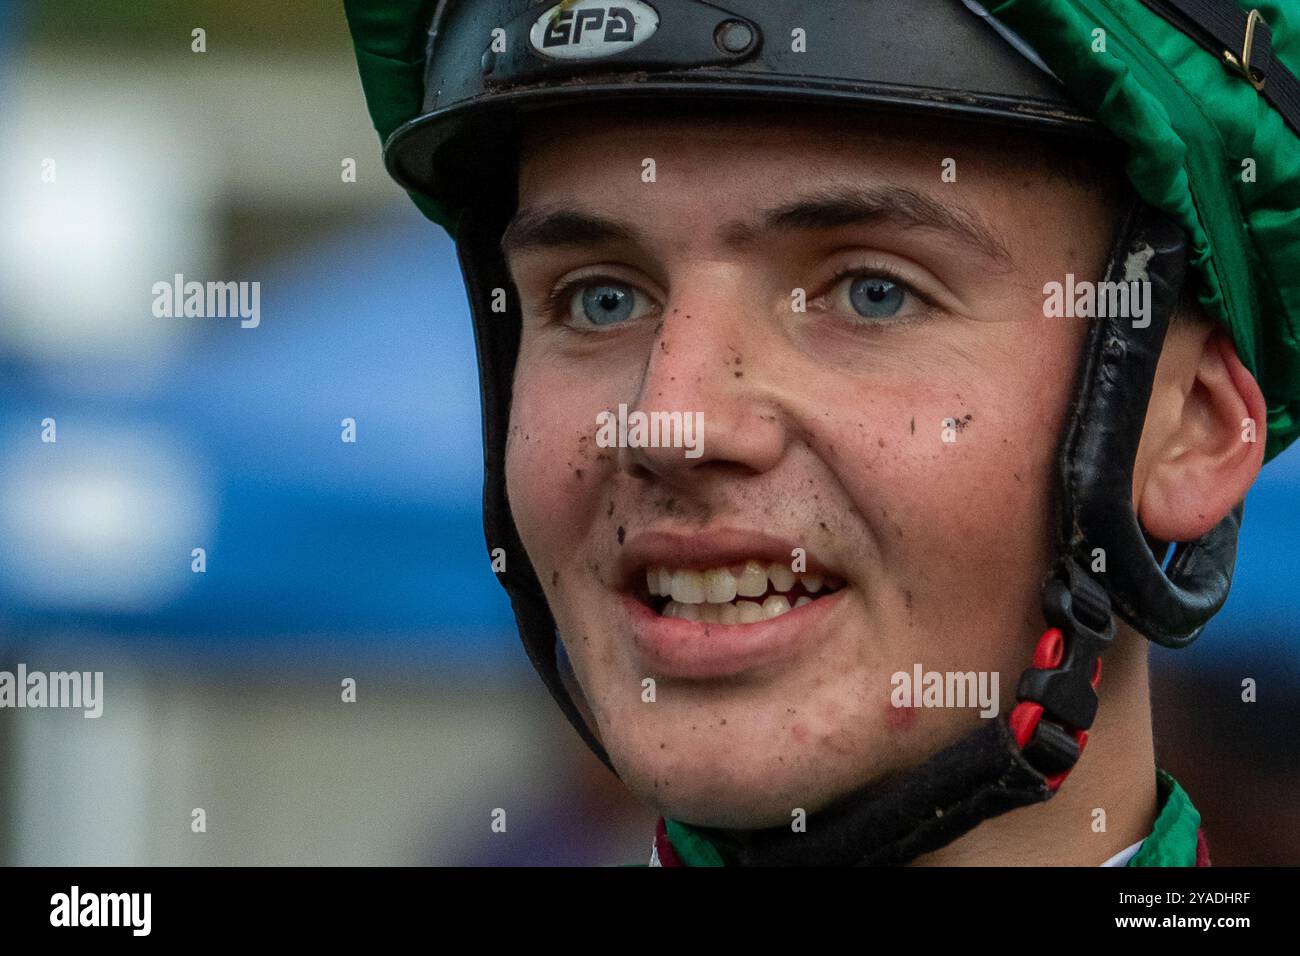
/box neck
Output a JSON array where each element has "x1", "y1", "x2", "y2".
[{"x1": 911, "y1": 627, "x2": 1156, "y2": 866}]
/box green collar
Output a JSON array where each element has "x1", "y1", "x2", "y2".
[
  {"x1": 658, "y1": 768, "x2": 1201, "y2": 867},
  {"x1": 664, "y1": 818, "x2": 725, "y2": 867},
  {"x1": 1126, "y1": 768, "x2": 1201, "y2": 867}
]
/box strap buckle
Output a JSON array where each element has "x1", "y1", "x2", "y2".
[
  {"x1": 1223, "y1": 8, "x2": 1267, "y2": 91},
  {"x1": 1010, "y1": 570, "x2": 1114, "y2": 790}
]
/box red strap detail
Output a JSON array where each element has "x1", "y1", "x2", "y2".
[
  {"x1": 1009, "y1": 701, "x2": 1043, "y2": 749},
  {"x1": 1195, "y1": 827, "x2": 1212, "y2": 867},
  {"x1": 654, "y1": 817, "x2": 683, "y2": 867},
  {"x1": 1032, "y1": 627, "x2": 1064, "y2": 669},
  {"x1": 1013, "y1": 626, "x2": 1098, "y2": 792}
]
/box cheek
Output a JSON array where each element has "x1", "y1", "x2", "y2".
[
  {"x1": 827, "y1": 363, "x2": 1069, "y2": 666},
  {"x1": 504, "y1": 359, "x2": 616, "y2": 567},
  {"x1": 506, "y1": 369, "x2": 572, "y2": 545}
]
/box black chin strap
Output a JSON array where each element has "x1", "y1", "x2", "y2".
[{"x1": 691, "y1": 716, "x2": 1052, "y2": 867}]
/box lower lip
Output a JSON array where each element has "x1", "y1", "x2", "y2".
[{"x1": 622, "y1": 589, "x2": 847, "y2": 679}]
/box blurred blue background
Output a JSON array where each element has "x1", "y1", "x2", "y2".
[
  {"x1": 0, "y1": 1, "x2": 1294, "y2": 865},
  {"x1": 0, "y1": 0, "x2": 652, "y2": 866}
]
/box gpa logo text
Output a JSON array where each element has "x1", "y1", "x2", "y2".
[{"x1": 531, "y1": 0, "x2": 659, "y2": 60}]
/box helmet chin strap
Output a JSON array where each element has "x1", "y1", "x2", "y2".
[{"x1": 460, "y1": 199, "x2": 1239, "y2": 865}]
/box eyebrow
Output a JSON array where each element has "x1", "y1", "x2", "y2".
[
  {"x1": 501, "y1": 184, "x2": 1012, "y2": 267},
  {"x1": 500, "y1": 206, "x2": 636, "y2": 257}
]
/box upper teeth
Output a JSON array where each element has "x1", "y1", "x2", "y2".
[{"x1": 646, "y1": 561, "x2": 836, "y2": 604}]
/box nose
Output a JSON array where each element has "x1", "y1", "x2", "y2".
[{"x1": 619, "y1": 271, "x2": 787, "y2": 489}]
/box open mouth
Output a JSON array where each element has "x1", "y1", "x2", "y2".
[{"x1": 634, "y1": 561, "x2": 846, "y2": 625}]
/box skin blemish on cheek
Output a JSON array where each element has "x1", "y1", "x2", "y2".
[
  {"x1": 886, "y1": 704, "x2": 918, "y2": 732},
  {"x1": 607, "y1": 500, "x2": 615, "y2": 517},
  {"x1": 791, "y1": 723, "x2": 809, "y2": 743},
  {"x1": 552, "y1": 570, "x2": 559, "y2": 586},
  {"x1": 617, "y1": 525, "x2": 626, "y2": 544},
  {"x1": 911, "y1": 416, "x2": 916, "y2": 435}
]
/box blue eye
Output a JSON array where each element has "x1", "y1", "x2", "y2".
[
  {"x1": 848, "y1": 276, "x2": 905, "y2": 318},
  {"x1": 577, "y1": 283, "x2": 637, "y2": 326}
]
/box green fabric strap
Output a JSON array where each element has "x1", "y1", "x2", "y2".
[{"x1": 1127, "y1": 768, "x2": 1201, "y2": 866}]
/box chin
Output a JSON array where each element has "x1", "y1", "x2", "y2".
[{"x1": 605, "y1": 723, "x2": 876, "y2": 830}]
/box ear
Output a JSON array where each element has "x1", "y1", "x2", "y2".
[{"x1": 1133, "y1": 319, "x2": 1267, "y2": 542}]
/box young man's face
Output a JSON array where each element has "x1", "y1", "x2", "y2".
[{"x1": 502, "y1": 109, "x2": 1121, "y2": 829}]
